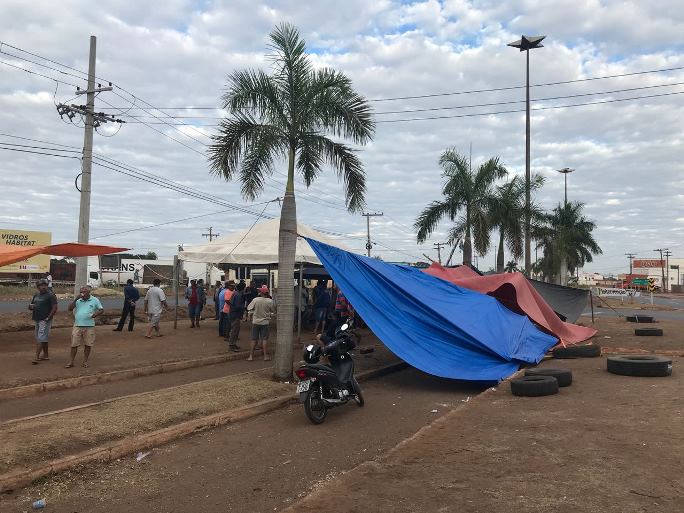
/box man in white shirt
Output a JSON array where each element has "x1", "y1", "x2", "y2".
[
  {"x1": 144, "y1": 278, "x2": 168, "y2": 339},
  {"x1": 246, "y1": 285, "x2": 275, "y2": 361}
]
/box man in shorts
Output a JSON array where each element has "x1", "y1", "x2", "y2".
[
  {"x1": 144, "y1": 278, "x2": 168, "y2": 338},
  {"x1": 66, "y1": 286, "x2": 104, "y2": 368},
  {"x1": 184, "y1": 279, "x2": 205, "y2": 328},
  {"x1": 28, "y1": 278, "x2": 58, "y2": 364},
  {"x1": 246, "y1": 285, "x2": 275, "y2": 361}
]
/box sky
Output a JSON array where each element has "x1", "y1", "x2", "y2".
[{"x1": 1, "y1": 0, "x2": 683, "y2": 275}]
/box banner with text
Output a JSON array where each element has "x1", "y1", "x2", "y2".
[
  {"x1": 594, "y1": 287, "x2": 641, "y2": 297},
  {"x1": 0, "y1": 229, "x2": 52, "y2": 273}
]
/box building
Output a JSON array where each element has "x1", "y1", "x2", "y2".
[{"x1": 633, "y1": 258, "x2": 684, "y2": 291}]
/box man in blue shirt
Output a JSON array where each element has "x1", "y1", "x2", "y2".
[
  {"x1": 66, "y1": 286, "x2": 104, "y2": 368},
  {"x1": 113, "y1": 279, "x2": 140, "y2": 332}
]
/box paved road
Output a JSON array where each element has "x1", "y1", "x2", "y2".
[{"x1": 2, "y1": 368, "x2": 486, "y2": 512}]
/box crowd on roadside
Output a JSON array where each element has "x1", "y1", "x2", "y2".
[{"x1": 26, "y1": 274, "x2": 354, "y2": 368}]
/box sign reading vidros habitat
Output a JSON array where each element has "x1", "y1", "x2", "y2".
[
  {"x1": 0, "y1": 229, "x2": 51, "y2": 273},
  {"x1": 594, "y1": 287, "x2": 641, "y2": 297}
]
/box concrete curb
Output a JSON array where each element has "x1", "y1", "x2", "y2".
[
  {"x1": 0, "y1": 351, "x2": 252, "y2": 401},
  {"x1": 0, "y1": 360, "x2": 405, "y2": 492}
]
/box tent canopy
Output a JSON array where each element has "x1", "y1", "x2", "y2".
[
  {"x1": 179, "y1": 218, "x2": 352, "y2": 265},
  {"x1": 306, "y1": 238, "x2": 558, "y2": 382},
  {"x1": 0, "y1": 243, "x2": 129, "y2": 268},
  {"x1": 423, "y1": 263, "x2": 595, "y2": 345}
]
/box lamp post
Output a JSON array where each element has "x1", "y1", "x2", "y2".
[
  {"x1": 508, "y1": 35, "x2": 546, "y2": 275},
  {"x1": 557, "y1": 167, "x2": 574, "y2": 206}
]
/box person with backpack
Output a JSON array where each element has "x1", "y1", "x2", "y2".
[{"x1": 225, "y1": 281, "x2": 246, "y2": 351}]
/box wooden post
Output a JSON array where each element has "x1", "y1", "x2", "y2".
[
  {"x1": 589, "y1": 290, "x2": 594, "y2": 324},
  {"x1": 173, "y1": 255, "x2": 179, "y2": 330},
  {"x1": 297, "y1": 263, "x2": 303, "y2": 343}
]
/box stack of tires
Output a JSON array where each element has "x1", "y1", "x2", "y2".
[{"x1": 510, "y1": 368, "x2": 573, "y2": 397}]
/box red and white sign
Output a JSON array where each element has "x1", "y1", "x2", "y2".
[{"x1": 634, "y1": 259, "x2": 664, "y2": 268}]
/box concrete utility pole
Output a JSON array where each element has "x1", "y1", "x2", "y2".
[
  {"x1": 654, "y1": 248, "x2": 668, "y2": 292},
  {"x1": 433, "y1": 242, "x2": 447, "y2": 265},
  {"x1": 362, "y1": 212, "x2": 383, "y2": 257},
  {"x1": 625, "y1": 253, "x2": 636, "y2": 275},
  {"x1": 664, "y1": 249, "x2": 672, "y2": 293},
  {"x1": 71, "y1": 36, "x2": 114, "y2": 294},
  {"x1": 202, "y1": 227, "x2": 219, "y2": 242}
]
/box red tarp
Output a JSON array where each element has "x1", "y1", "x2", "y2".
[
  {"x1": 0, "y1": 243, "x2": 129, "y2": 268},
  {"x1": 424, "y1": 263, "x2": 596, "y2": 345}
]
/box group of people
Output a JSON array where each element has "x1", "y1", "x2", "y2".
[
  {"x1": 28, "y1": 278, "x2": 170, "y2": 367},
  {"x1": 27, "y1": 272, "x2": 353, "y2": 367}
]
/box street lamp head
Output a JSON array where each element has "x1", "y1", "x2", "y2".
[
  {"x1": 508, "y1": 35, "x2": 546, "y2": 51},
  {"x1": 557, "y1": 167, "x2": 575, "y2": 174}
]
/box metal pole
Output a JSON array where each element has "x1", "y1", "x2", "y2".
[
  {"x1": 524, "y1": 48, "x2": 531, "y2": 275},
  {"x1": 173, "y1": 255, "x2": 179, "y2": 329},
  {"x1": 564, "y1": 172, "x2": 568, "y2": 206},
  {"x1": 589, "y1": 290, "x2": 594, "y2": 323},
  {"x1": 366, "y1": 215, "x2": 371, "y2": 257},
  {"x1": 297, "y1": 263, "x2": 303, "y2": 342},
  {"x1": 74, "y1": 35, "x2": 97, "y2": 295}
]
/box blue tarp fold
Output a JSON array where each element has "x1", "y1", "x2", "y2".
[{"x1": 305, "y1": 238, "x2": 558, "y2": 381}]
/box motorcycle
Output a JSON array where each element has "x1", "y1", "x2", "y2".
[{"x1": 295, "y1": 322, "x2": 364, "y2": 424}]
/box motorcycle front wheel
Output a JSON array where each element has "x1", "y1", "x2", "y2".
[
  {"x1": 304, "y1": 386, "x2": 328, "y2": 424},
  {"x1": 351, "y1": 378, "x2": 365, "y2": 407}
]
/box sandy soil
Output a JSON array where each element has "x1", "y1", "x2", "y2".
[
  {"x1": 584, "y1": 316, "x2": 684, "y2": 354},
  {"x1": 286, "y1": 357, "x2": 684, "y2": 513}
]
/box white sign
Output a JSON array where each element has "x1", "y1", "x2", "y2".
[{"x1": 595, "y1": 287, "x2": 641, "y2": 297}]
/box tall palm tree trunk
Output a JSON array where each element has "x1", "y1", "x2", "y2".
[
  {"x1": 462, "y1": 223, "x2": 473, "y2": 267},
  {"x1": 559, "y1": 257, "x2": 568, "y2": 286},
  {"x1": 496, "y1": 231, "x2": 505, "y2": 273},
  {"x1": 274, "y1": 147, "x2": 297, "y2": 380}
]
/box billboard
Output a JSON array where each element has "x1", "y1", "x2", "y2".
[
  {"x1": 634, "y1": 259, "x2": 664, "y2": 268},
  {"x1": 0, "y1": 229, "x2": 52, "y2": 273}
]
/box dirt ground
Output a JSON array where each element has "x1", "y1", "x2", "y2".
[
  {"x1": 593, "y1": 297, "x2": 675, "y2": 311},
  {"x1": 581, "y1": 315, "x2": 684, "y2": 354},
  {"x1": 286, "y1": 357, "x2": 684, "y2": 513}
]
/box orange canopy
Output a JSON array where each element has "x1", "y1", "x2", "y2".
[{"x1": 0, "y1": 243, "x2": 129, "y2": 268}]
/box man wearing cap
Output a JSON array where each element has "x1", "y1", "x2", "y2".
[
  {"x1": 246, "y1": 285, "x2": 275, "y2": 361},
  {"x1": 28, "y1": 279, "x2": 58, "y2": 364},
  {"x1": 66, "y1": 286, "x2": 104, "y2": 368}
]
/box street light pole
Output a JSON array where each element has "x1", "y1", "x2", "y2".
[
  {"x1": 557, "y1": 167, "x2": 574, "y2": 206},
  {"x1": 508, "y1": 35, "x2": 546, "y2": 276}
]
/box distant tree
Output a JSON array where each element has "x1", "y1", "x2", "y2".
[
  {"x1": 415, "y1": 149, "x2": 507, "y2": 267},
  {"x1": 504, "y1": 260, "x2": 520, "y2": 273},
  {"x1": 145, "y1": 251, "x2": 158, "y2": 260}
]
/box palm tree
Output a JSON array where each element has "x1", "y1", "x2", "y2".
[
  {"x1": 504, "y1": 260, "x2": 520, "y2": 273},
  {"x1": 415, "y1": 149, "x2": 507, "y2": 267},
  {"x1": 208, "y1": 24, "x2": 374, "y2": 380},
  {"x1": 488, "y1": 174, "x2": 545, "y2": 273},
  {"x1": 533, "y1": 202, "x2": 602, "y2": 285}
]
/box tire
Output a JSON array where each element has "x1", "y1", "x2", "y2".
[
  {"x1": 524, "y1": 368, "x2": 573, "y2": 387},
  {"x1": 510, "y1": 376, "x2": 559, "y2": 397},
  {"x1": 351, "y1": 378, "x2": 365, "y2": 407},
  {"x1": 552, "y1": 344, "x2": 601, "y2": 359},
  {"x1": 634, "y1": 328, "x2": 663, "y2": 336},
  {"x1": 607, "y1": 355, "x2": 672, "y2": 377},
  {"x1": 304, "y1": 386, "x2": 328, "y2": 424},
  {"x1": 626, "y1": 315, "x2": 654, "y2": 323}
]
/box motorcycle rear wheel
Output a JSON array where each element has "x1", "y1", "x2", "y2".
[{"x1": 304, "y1": 387, "x2": 328, "y2": 424}]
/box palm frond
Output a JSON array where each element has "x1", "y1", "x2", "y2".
[
  {"x1": 415, "y1": 200, "x2": 454, "y2": 243},
  {"x1": 223, "y1": 69, "x2": 288, "y2": 129}
]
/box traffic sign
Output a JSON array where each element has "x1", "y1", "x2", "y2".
[{"x1": 632, "y1": 278, "x2": 649, "y2": 286}]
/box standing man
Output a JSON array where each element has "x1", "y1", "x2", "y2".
[
  {"x1": 197, "y1": 279, "x2": 207, "y2": 321},
  {"x1": 28, "y1": 278, "x2": 58, "y2": 364},
  {"x1": 326, "y1": 287, "x2": 354, "y2": 337},
  {"x1": 312, "y1": 280, "x2": 330, "y2": 335},
  {"x1": 184, "y1": 279, "x2": 205, "y2": 328},
  {"x1": 213, "y1": 280, "x2": 223, "y2": 320},
  {"x1": 226, "y1": 281, "x2": 246, "y2": 352},
  {"x1": 45, "y1": 271, "x2": 53, "y2": 292},
  {"x1": 144, "y1": 278, "x2": 168, "y2": 339},
  {"x1": 218, "y1": 280, "x2": 235, "y2": 337},
  {"x1": 66, "y1": 286, "x2": 104, "y2": 368},
  {"x1": 113, "y1": 279, "x2": 139, "y2": 332},
  {"x1": 247, "y1": 285, "x2": 275, "y2": 361}
]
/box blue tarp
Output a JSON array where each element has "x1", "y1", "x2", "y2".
[{"x1": 306, "y1": 238, "x2": 558, "y2": 381}]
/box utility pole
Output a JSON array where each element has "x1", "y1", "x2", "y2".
[
  {"x1": 362, "y1": 212, "x2": 383, "y2": 257},
  {"x1": 664, "y1": 249, "x2": 672, "y2": 293},
  {"x1": 65, "y1": 36, "x2": 115, "y2": 294},
  {"x1": 653, "y1": 248, "x2": 667, "y2": 293},
  {"x1": 625, "y1": 253, "x2": 636, "y2": 275},
  {"x1": 433, "y1": 242, "x2": 447, "y2": 265},
  {"x1": 202, "y1": 227, "x2": 219, "y2": 242}
]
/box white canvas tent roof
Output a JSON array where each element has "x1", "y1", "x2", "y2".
[{"x1": 179, "y1": 217, "x2": 352, "y2": 265}]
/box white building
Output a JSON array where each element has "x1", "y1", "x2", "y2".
[
  {"x1": 633, "y1": 258, "x2": 684, "y2": 290},
  {"x1": 578, "y1": 272, "x2": 604, "y2": 287}
]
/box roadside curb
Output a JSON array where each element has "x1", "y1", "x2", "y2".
[
  {"x1": 0, "y1": 352, "x2": 251, "y2": 401},
  {"x1": 281, "y1": 368, "x2": 523, "y2": 513},
  {"x1": 0, "y1": 360, "x2": 406, "y2": 492}
]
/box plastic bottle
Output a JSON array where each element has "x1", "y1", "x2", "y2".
[{"x1": 32, "y1": 499, "x2": 46, "y2": 509}]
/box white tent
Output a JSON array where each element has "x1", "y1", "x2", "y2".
[{"x1": 178, "y1": 217, "x2": 352, "y2": 265}]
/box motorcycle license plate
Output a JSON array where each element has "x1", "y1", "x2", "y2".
[{"x1": 297, "y1": 380, "x2": 311, "y2": 393}]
